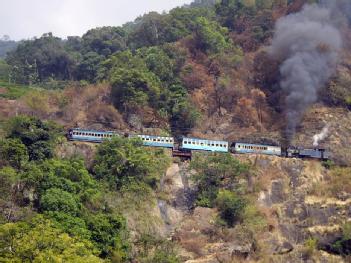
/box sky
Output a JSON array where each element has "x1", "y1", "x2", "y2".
[{"x1": 0, "y1": 0, "x2": 193, "y2": 40}]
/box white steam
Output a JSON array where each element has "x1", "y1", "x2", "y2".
[{"x1": 313, "y1": 124, "x2": 330, "y2": 147}]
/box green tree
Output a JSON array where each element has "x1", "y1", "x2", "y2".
[
  {"x1": 194, "y1": 17, "x2": 231, "y2": 54},
  {"x1": 6, "y1": 33, "x2": 77, "y2": 84},
  {"x1": 0, "y1": 215, "x2": 103, "y2": 262},
  {"x1": 215, "y1": 0, "x2": 254, "y2": 29},
  {"x1": 0, "y1": 138, "x2": 28, "y2": 169},
  {"x1": 86, "y1": 213, "x2": 128, "y2": 258},
  {"x1": 0, "y1": 166, "x2": 19, "y2": 201},
  {"x1": 191, "y1": 154, "x2": 250, "y2": 207},
  {"x1": 93, "y1": 137, "x2": 158, "y2": 190},
  {"x1": 40, "y1": 188, "x2": 80, "y2": 215},
  {"x1": 6, "y1": 115, "x2": 61, "y2": 161},
  {"x1": 111, "y1": 67, "x2": 161, "y2": 112},
  {"x1": 0, "y1": 59, "x2": 10, "y2": 80},
  {"x1": 215, "y1": 190, "x2": 246, "y2": 227}
]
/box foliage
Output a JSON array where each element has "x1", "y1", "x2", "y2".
[
  {"x1": 6, "y1": 33, "x2": 76, "y2": 84},
  {"x1": 5, "y1": 115, "x2": 61, "y2": 161},
  {"x1": 309, "y1": 167, "x2": 351, "y2": 198},
  {"x1": 0, "y1": 215, "x2": 103, "y2": 262},
  {"x1": 19, "y1": 158, "x2": 129, "y2": 259},
  {"x1": 136, "y1": 234, "x2": 180, "y2": 263},
  {"x1": 0, "y1": 166, "x2": 19, "y2": 201},
  {"x1": 304, "y1": 237, "x2": 318, "y2": 256},
  {"x1": 331, "y1": 222, "x2": 351, "y2": 256},
  {"x1": 0, "y1": 138, "x2": 28, "y2": 169},
  {"x1": 93, "y1": 137, "x2": 166, "y2": 190},
  {"x1": 86, "y1": 213, "x2": 129, "y2": 259},
  {"x1": 0, "y1": 80, "x2": 36, "y2": 99},
  {"x1": 0, "y1": 36, "x2": 17, "y2": 58},
  {"x1": 40, "y1": 188, "x2": 80, "y2": 215},
  {"x1": 215, "y1": 190, "x2": 246, "y2": 227},
  {"x1": 0, "y1": 59, "x2": 10, "y2": 80},
  {"x1": 191, "y1": 153, "x2": 250, "y2": 207},
  {"x1": 324, "y1": 74, "x2": 351, "y2": 109},
  {"x1": 111, "y1": 68, "x2": 161, "y2": 111},
  {"x1": 194, "y1": 17, "x2": 231, "y2": 54}
]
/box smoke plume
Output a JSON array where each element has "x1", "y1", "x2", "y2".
[
  {"x1": 269, "y1": 3, "x2": 342, "y2": 143},
  {"x1": 313, "y1": 124, "x2": 330, "y2": 147}
]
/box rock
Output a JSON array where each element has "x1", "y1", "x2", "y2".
[
  {"x1": 230, "y1": 243, "x2": 252, "y2": 258},
  {"x1": 274, "y1": 241, "x2": 294, "y2": 255}
]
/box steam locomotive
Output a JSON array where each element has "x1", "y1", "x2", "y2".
[{"x1": 67, "y1": 128, "x2": 330, "y2": 160}]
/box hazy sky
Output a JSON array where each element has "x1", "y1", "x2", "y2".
[{"x1": 1, "y1": 0, "x2": 193, "y2": 40}]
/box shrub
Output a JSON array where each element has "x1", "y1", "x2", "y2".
[
  {"x1": 40, "y1": 188, "x2": 80, "y2": 215},
  {"x1": 191, "y1": 153, "x2": 250, "y2": 207},
  {"x1": 0, "y1": 138, "x2": 28, "y2": 169},
  {"x1": 5, "y1": 115, "x2": 61, "y2": 161},
  {"x1": 93, "y1": 137, "x2": 167, "y2": 190},
  {"x1": 215, "y1": 190, "x2": 246, "y2": 227},
  {"x1": 304, "y1": 237, "x2": 318, "y2": 257}
]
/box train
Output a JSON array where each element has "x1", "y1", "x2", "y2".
[{"x1": 67, "y1": 128, "x2": 330, "y2": 160}]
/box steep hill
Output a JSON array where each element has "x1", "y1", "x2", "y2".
[{"x1": 0, "y1": 0, "x2": 350, "y2": 262}]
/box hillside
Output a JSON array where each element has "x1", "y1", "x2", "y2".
[{"x1": 0, "y1": 0, "x2": 350, "y2": 262}]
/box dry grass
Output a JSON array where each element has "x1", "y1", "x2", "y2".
[
  {"x1": 308, "y1": 167, "x2": 351, "y2": 198},
  {"x1": 180, "y1": 237, "x2": 207, "y2": 257}
]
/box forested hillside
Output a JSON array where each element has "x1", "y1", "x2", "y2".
[{"x1": 0, "y1": 0, "x2": 350, "y2": 262}]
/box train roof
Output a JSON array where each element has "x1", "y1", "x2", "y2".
[
  {"x1": 235, "y1": 142, "x2": 281, "y2": 147},
  {"x1": 182, "y1": 137, "x2": 228, "y2": 143},
  {"x1": 70, "y1": 128, "x2": 117, "y2": 134},
  {"x1": 136, "y1": 134, "x2": 174, "y2": 139}
]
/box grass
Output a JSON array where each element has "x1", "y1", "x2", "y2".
[
  {"x1": 0, "y1": 80, "x2": 40, "y2": 99},
  {"x1": 308, "y1": 167, "x2": 351, "y2": 198}
]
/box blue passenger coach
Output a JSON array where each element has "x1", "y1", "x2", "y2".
[
  {"x1": 67, "y1": 128, "x2": 118, "y2": 142},
  {"x1": 132, "y1": 135, "x2": 175, "y2": 148},
  {"x1": 181, "y1": 137, "x2": 229, "y2": 152},
  {"x1": 234, "y1": 142, "x2": 281, "y2": 156}
]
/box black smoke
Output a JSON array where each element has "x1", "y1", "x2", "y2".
[{"x1": 269, "y1": 3, "x2": 342, "y2": 143}]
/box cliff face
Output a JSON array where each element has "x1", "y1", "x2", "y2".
[{"x1": 140, "y1": 155, "x2": 349, "y2": 262}]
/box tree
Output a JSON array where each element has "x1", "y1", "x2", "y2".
[
  {"x1": 0, "y1": 138, "x2": 28, "y2": 169},
  {"x1": 110, "y1": 67, "x2": 161, "y2": 112},
  {"x1": 127, "y1": 12, "x2": 169, "y2": 49},
  {"x1": 6, "y1": 33, "x2": 77, "y2": 84},
  {"x1": 40, "y1": 188, "x2": 80, "y2": 215},
  {"x1": 86, "y1": 213, "x2": 128, "y2": 258},
  {"x1": 216, "y1": 190, "x2": 246, "y2": 227},
  {"x1": 194, "y1": 17, "x2": 231, "y2": 54},
  {"x1": 191, "y1": 154, "x2": 250, "y2": 207},
  {"x1": 93, "y1": 137, "x2": 158, "y2": 190},
  {"x1": 6, "y1": 116, "x2": 61, "y2": 161},
  {"x1": 0, "y1": 215, "x2": 103, "y2": 262}
]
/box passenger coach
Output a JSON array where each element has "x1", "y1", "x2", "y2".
[
  {"x1": 67, "y1": 128, "x2": 118, "y2": 142},
  {"x1": 233, "y1": 142, "x2": 282, "y2": 156},
  {"x1": 181, "y1": 137, "x2": 229, "y2": 152},
  {"x1": 131, "y1": 134, "x2": 175, "y2": 148}
]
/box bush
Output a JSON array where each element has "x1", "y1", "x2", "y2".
[
  {"x1": 40, "y1": 188, "x2": 80, "y2": 215},
  {"x1": 191, "y1": 153, "x2": 250, "y2": 207},
  {"x1": 304, "y1": 237, "x2": 318, "y2": 257},
  {"x1": 5, "y1": 116, "x2": 61, "y2": 161},
  {"x1": 93, "y1": 137, "x2": 166, "y2": 190},
  {"x1": 215, "y1": 190, "x2": 246, "y2": 227},
  {"x1": 0, "y1": 138, "x2": 28, "y2": 169}
]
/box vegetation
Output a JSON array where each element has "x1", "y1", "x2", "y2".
[
  {"x1": 190, "y1": 153, "x2": 250, "y2": 226},
  {"x1": 331, "y1": 222, "x2": 351, "y2": 256},
  {"x1": 93, "y1": 137, "x2": 169, "y2": 190},
  {"x1": 0, "y1": 0, "x2": 350, "y2": 261},
  {"x1": 309, "y1": 167, "x2": 351, "y2": 198}
]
